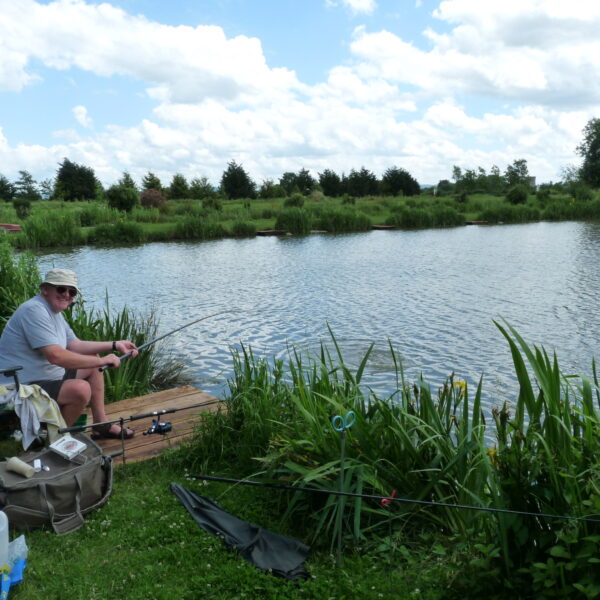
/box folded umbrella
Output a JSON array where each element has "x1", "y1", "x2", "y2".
[{"x1": 171, "y1": 483, "x2": 310, "y2": 581}]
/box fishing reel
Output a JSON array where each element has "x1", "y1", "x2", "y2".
[{"x1": 143, "y1": 418, "x2": 172, "y2": 436}]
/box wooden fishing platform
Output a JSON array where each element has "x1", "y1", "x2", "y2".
[{"x1": 84, "y1": 385, "x2": 223, "y2": 465}]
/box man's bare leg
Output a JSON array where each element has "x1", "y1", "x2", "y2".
[{"x1": 74, "y1": 367, "x2": 134, "y2": 435}]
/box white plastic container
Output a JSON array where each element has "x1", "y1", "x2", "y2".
[{"x1": 0, "y1": 511, "x2": 8, "y2": 568}]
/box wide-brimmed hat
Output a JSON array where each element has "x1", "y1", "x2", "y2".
[{"x1": 42, "y1": 269, "x2": 81, "y2": 294}]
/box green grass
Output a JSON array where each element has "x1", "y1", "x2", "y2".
[
  {"x1": 6, "y1": 190, "x2": 600, "y2": 250},
  {"x1": 15, "y1": 457, "x2": 455, "y2": 600}
]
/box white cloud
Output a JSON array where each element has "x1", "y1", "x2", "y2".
[
  {"x1": 326, "y1": 0, "x2": 377, "y2": 15},
  {"x1": 349, "y1": 0, "x2": 600, "y2": 108},
  {"x1": 0, "y1": 0, "x2": 597, "y2": 188},
  {"x1": 73, "y1": 105, "x2": 92, "y2": 128}
]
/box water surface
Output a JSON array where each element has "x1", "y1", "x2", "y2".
[{"x1": 38, "y1": 222, "x2": 600, "y2": 409}]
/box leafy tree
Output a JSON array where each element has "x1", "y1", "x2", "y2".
[
  {"x1": 0, "y1": 175, "x2": 15, "y2": 202},
  {"x1": 13, "y1": 170, "x2": 41, "y2": 201},
  {"x1": 344, "y1": 167, "x2": 378, "y2": 197},
  {"x1": 318, "y1": 169, "x2": 343, "y2": 197},
  {"x1": 118, "y1": 171, "x2": 137, "y2": 190},
  {"x1": 55, "y1": 158, "x2": 96, "y2": 201},
  {"x1": 279, "y1": 172, "x2": 299, "y2": 196},
  {"x1": 189, "y1": 177, "x2": 217, "y2": 200},
  {"x1": 258, "y1": 179, "x2": 285, "y2": 199},
  {"x1": 220, "y1": 161, "x2": 256, "y2": 199},
  {"x1": 39, "y1": 178, "x2": 54, "y2": 200},
  {"x1": 577, "y1": 118, "x2": 600, "y2": 187},
  {"x1": 381, "y1": 166, "x2": 420, "y2": 196},
  {"x1": 506, "y1": 184, "x2": 529, "y2": 205},
  {"x1": 295, "y1": 168, "x2": 317, "y2": 195},
  {"x1": 142, "y1": 172, "x2": 162, "y2": 192},
  {"x1": 504, "y1": 159, "x2": 530, "y2": 188},
  {"x1": 435, "y1": 180, "x2": 454, "y2": 195},
  {"x1": 169, "y1": 173, "x2": 189, "y2": 200},
  {"x1": 106, "y1": 185, "x2": 138, "y2": 212}
]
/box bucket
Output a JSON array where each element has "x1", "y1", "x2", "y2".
[{"x1": 0, "y1": 511, "x2": 8, "y2": 568}]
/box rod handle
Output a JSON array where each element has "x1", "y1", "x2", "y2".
[{"x1": 99, "y1": 350, "x2": 133, "y2": 372}]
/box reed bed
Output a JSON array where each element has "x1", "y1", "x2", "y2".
[{"x1": 186, "y1": 324, "x2": 600, "y2": 596}]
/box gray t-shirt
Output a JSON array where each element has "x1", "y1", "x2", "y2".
[{"x1": 0, "y1": 295, "x2": 78, "y2": 383}]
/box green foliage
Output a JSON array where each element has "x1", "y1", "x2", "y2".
[
  {"x1": 577, "y1": 117, "x2": 600, "y2": 187},
  {"x1": 344, "y1": 167, "x2": 378, "y2": 197},
  {"x1": 174, "y1": 215, "x2": 227, "y2": 240},
  {"x1": 106, "y1": 184, "x2": 139, "y2": 212},
  {"x1": 313, "y1": 207, "x2": 371, "y2": 232},
  {"x1": 504, "y1": 159, "x2": 531, "y2": 188},
  {"x1": 13, "y1": 170, "x2": 41, "y2": 201},
  {"x1": 505, "y1": 184, "x2": 529, "y2": 205},
  {"x1": 168, "y1": 173, "x2": 189, "y2": 200},
  {"x1": 0, "y1": 174, "x2": 15, "y2": 202},
  {"x1": 275, "y1": 207, "x2": 311, "y2": 234},
  {"x1": 230, "y1": 220, "x2": 256, "y2": 237},
  {"x1": 189, "y1": 176, "x2": 217, "y2": 200},
  {"x1": 19, "y1": 212, "x2": 83, "y2": 248},
  {"x1": 77, "y1": 203, "x2": 119, "y2": 227},
  {"x1": 90, "y1": 221, "x2": 147, "y2": 244},
  {"x1": 220, "y1": 160, "x2": 257, "y2": 199},
  {"x1": 141, "y1": 171, "x2": 162, "y2": 192},
  {"x1": 118, "y1": 171, "x2": 137, "y2": 190},
  {"x1": 480, "y1": 203, "x2": 540, "y2": 224},
  {"x1": 55, "y1": 158, "x2": 97, "y2": 201},
  {"x1": 12, "y1": 197, "x2": 31, "y2": 219},
  {"x1": 319, "y1": 169, "x2": 343, "y2": 197},
  {"x1": 0, "y1": 239, "x2": 40, "y2": 328},
  {"x1": 386, "y1": 202, "x2": 464, "y2": 228},
  {"x1": 381, "y1": 166, "x2": 420, "y2": 196},
  {"x1": 258, "y1": 178, "x2": 285, "y2": 199},
  {"x1": 202, "y1": 196, "x2": 223, "y2": 212},
  {"x1": 65, "y1": 297, "x2": 183, "y2": 402},
  {"x1": 283, "y1": 192, "x2": 305, "y2": 208}
]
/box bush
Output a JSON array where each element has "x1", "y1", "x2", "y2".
[
  {"x1": 174, "y1": 216, "x2": 226, "y2": 240},
  {"x1": 505, "y1": 184, "x2": 529, "y2": 205},
  {"x1": 19, "y1": 212, "x2": 83, "y2": 248},
  {"x1": 140, "y1": 188, "x2": 166, "y2": 209},
  {"x1": 202, "y1": 197, "x2": 223, "y2": 212},
  {"x1": 78, "y1": 204, "x2": 119, "y2": 227},
  {"x1": 231, "y1": 221, "x2": 256, "y2": 237},
  {"x1": 284, "y1": 193, "x2": 304, "y2": 208},
  {"x1": 275, "y1": 207, "x2": 311, "y2": 234},
  {"x1": 313, "y1": 208, "x2": 371, "y2": 232},
  {"x1": 12, "y1": 198, "x2": 31, "y2": 220},
  {"x1": 90, "y1": 221, "x2": 146, "y2": 244},
  {"x1": 106, "y1": 185, "x2": 139, "y2": 212}
]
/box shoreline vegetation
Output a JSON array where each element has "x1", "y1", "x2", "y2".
[
  {"x1": 2, "y1": 188, "x2": 600, "y2": 250},
  {"x1": 2, "y1": 226, "x2": 600, "y2": 596}
]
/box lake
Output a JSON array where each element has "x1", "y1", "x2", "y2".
[{"x1": 37, "y1": 221, "x2": 600, "y2": 410}]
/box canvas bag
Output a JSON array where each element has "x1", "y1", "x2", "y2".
[{"x1": 0, "y1": 434, "x2": 113, "y2": 535}]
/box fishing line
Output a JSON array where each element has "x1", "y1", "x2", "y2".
[{"x1": 190, "y1": 474, "x2": 600, "y2": 524}]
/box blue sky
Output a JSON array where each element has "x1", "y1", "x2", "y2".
[{"x1": 1, "y1": 0, "x2": 599, "y2": 187}]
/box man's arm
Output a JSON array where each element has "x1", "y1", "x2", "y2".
[
  {"x1": 67, "y1": 339, "x2": 138, "y2": 357},
  {"x1": 40, "y1": 344, "x2": 120, "y2": 370}
]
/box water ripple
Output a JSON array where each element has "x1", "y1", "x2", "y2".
[{"x1": 37, "y1": 222, "x2": 600, "y2": 412}]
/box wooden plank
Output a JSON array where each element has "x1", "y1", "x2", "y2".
[{"x1": 83, "y1": 386, "x2": 223, "y2": 465}]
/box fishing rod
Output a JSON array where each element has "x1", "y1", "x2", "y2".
[
  {"x1": 100, "y1": 309, "x2": 234, "y2": 371},
  {"x1": 57, "y1": 399, "x2": 223, "y2": 435},
  {"x1": 190, "y1": 474, "x2": 600, "y2": 524}
]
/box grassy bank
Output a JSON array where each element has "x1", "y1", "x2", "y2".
[{"x1": 2, "y1": 188, "x2": 600, "y2": 249}]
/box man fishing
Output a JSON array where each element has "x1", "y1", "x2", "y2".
[{"x1": 0, "y1": 268, "x2": 138, "y2": 438}]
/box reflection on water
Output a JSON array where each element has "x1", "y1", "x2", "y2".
[{"x1": 38, "y1": 221, "x2": 600, "y2": 411}]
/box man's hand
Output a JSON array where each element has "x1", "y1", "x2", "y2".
[
  {"x1": 114, "y1": 340, "x2": 138, "y2": 358},
  {"x1": 102, "y1": 353, "x2": 121, "y2": 369}
]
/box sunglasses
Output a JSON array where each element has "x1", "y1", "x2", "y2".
[{"x1": 53, "y1": 285, "x2": 78, "y2": 298}]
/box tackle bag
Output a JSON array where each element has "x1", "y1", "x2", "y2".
[{"x1": 0, "y1": 434, "x2": 113, "y2": 535}]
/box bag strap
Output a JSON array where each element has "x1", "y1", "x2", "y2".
[{"x1": 39, "y1": 473, "x2": 85, "y2": 535}]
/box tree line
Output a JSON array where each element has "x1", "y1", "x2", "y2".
[{"x1": 0, "y1": 159, "x2": 421, "y2": 207}]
